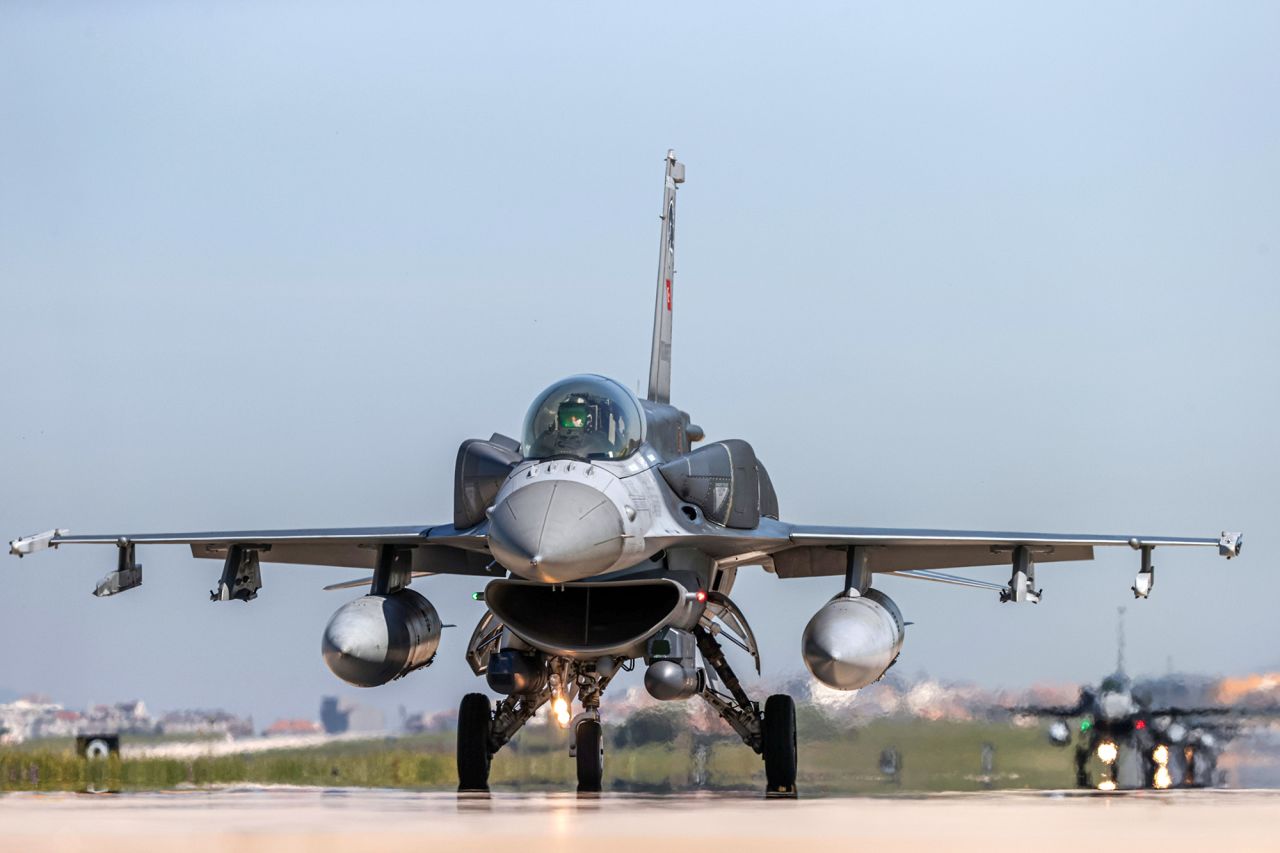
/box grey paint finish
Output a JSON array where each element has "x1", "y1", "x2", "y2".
[
  {"x1": 658, "y1": 439, "x2": 763, "y2": 530},
  {"x1": 453, "y1": 435, "x2": 522, "y2": 529},
  {"x1": 321, "y1": 589, "x2": 441, "y2": 688},
  {"x1": 801, "y1": 588, "x2": 905, "y2": 691},
  {"x1": 646, "y1": 150, "x2": 682, "y2": 405},
  {"x1": 487, "y1": 479, "x2": 625, "y2": 584},
  {"x1": 771, "y1": 543, "x2": 1095, "y2": 578},
  {"x1": 788, "y1": 525, "x2": 1233, "y2": 550},
  {"x1": 9, "y1": 525, "x2": 493, "y2": 572}
]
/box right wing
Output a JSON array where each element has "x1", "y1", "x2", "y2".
[{"x1": 782, "y1": 525, "x2": 1239, "y2": 574}]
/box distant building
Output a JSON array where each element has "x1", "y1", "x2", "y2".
[
  {"x1": 81, "y1": 700, "x2": 156, "y2": 735},
  {"x1": 158, "y1": 709, "x2": 254, "y2": 738},
  {"x1": 0, "y1": 696, "x2": 65, "y2": 744},
  {"x1": 319, "y1": 696, "x2": 385, "y2": 734},
  {"x1": 263, "y1": 719, "x2": 323, "y2": 737},
  {"x1": 34, "y1": 710, "x2": 84, "y2": 738},
  {"x1": 404, "y1": 708, "x2": 458, "y2": 734}
]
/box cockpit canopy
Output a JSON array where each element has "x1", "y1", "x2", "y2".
[
  {"x1": 522, "y1": 375, "x2": 644, "y2": 461},
  {"x1": 1100, "y1": 674, "x2": 1131, "y2": 694}
]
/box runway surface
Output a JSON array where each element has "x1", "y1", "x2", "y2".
[{"x1": 2, "y1": 788, "x2": 1278, "y2": 852}]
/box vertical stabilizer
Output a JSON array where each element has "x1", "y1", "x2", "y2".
[
  {"x1": 647, "y1": 150, "x2": 684, "y2": 404},
  {"x1": 1116, "y1": 606, "x2": 1127, "y2": 675}
]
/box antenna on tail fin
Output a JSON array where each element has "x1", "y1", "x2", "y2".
[
  {"x1": 1116, "y1": 606, "x2": 1127, "y2": 676},
  {"x1": 647, "y1": 150, "x2": 684, "y2": 404}
]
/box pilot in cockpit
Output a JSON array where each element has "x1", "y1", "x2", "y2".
[{"x1": 522, "y1": 375, "x2": 642, "y2": 462}]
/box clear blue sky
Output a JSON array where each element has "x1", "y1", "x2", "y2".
[{"x1": 2, "y1": 2, "x2": 1277, "y2": 726}]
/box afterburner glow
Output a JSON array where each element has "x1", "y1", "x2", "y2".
[{"x1": 552, "y1": 695, "x2": 571, "y2": 728}]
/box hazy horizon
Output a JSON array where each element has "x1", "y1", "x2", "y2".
[{"x1": 2, "y1": 2, "x2": 1277, "y2": 727}]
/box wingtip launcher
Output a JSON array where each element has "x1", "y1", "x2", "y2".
[
  {"x1": 9, "y1": 528, "x2": 67, "y2": 557},
  {"x1": 1125, "y1": 530, "x2": 1242, "y2": 601}
]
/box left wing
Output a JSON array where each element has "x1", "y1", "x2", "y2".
[
  {"x1": 11, "y1": 524, "x2": 491, "y2": 567},
  {"x1": 9, "y1": 523, "x2": 498, "y2": 598}
]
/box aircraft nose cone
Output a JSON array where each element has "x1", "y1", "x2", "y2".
[{"x1": 488, "y1": 480, "x2": 624, "y2": 582}]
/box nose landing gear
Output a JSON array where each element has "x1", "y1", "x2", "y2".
[
  {"x1": 455, "y1": 653, "x2": 623, "y2": 794},
  {"x1": 574, "y1": 718, "x2": 605, "y2": 793}
]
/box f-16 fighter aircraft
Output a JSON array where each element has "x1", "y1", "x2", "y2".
[
  {"x1": 10, "y1": 151, "x2": 1243, "y2": 797},
  {"x1": 1022, "y1": 609, "x2": 1252, "y2": 790}
]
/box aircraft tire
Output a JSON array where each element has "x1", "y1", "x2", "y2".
[
  {"x1": 1074, "y1": 747, "x2": 1089, "y2": 788},
  {"x1": 456, "y1": 693, "x2": 493, "y2": 792},
  {"x1": 575, "y1": 719, "x2": 604, "y2": 793},
  {"x1": 762, "y1": 693, "x2": 797, "y2": 796}
]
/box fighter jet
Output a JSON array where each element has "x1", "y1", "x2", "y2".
[
  {"x1": 1021, "y1": 609, "x2": 1251, "y2": 789},
  {"x1": 9, "y1": 151, "x2": 1243, "y2": 797}
]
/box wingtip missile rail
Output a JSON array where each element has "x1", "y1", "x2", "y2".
[
  {"x1": 9, "y1": 529, "x2": 68, "y2": 557},
  {"x1": 1218, "y1": 531, "x2": 1244, "y2": 558}
]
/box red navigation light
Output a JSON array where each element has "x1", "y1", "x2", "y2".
[
  {"x1": 1135, "y1": 719, "x2": 1147, "y2": 730},
  {"x1": 695, "y1": 590, "x2": 707, "y2": 602}
]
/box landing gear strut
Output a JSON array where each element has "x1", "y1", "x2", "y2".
[
  {"x1": 456, "y1": 688, "x2": 552, "y2": 793},
  {"x1": 694, "y1": 626, "x2": 798, "y2": 797},
  {"x1": 455, "y1": 651, "x2": 622, "y2": 794}
]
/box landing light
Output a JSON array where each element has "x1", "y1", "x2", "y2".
[
  {"x1": 552, "y1": 695, "x2": 571, "y2": 728},
  {"x1": 1097, "y1": 741, "x2": 1118, "y2": 764},
  {"x1": 1152, "y1": 745, "x2": 1170, "y2": 766},
  {"x1": 1153, "y1": 767, "x2": 1172, "y2": 789}
]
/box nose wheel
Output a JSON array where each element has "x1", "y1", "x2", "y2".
[
  {"x1": 457, "y1": 693, "x2": 494, "y2": 792},
  {"x1": 762, "y1": 694, "x2": 797, "y2": 797},
  {"x1": 575, "y1": 719, "x2": 605, "y2": 793}
]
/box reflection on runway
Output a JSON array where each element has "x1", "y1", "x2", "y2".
[{"x1": 2, "y1": 788, "x2": 1278, "y2": 853}]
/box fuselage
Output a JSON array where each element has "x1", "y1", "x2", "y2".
[{"x1": 485, "y1": 373, "x2": 702, "y2": 584}]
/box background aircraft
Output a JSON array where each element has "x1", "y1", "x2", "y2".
[
  {"x1": 1020, "y1": 608, "x2": 1262, "y2": 789},
  {"x1": 10, "y1": 152, "x2": 1243, "y2": 796}
]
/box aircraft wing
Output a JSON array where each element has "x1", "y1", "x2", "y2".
[
  {"x1": 765, "y1": 525, "x2": 1242, "y2": 602},
  {"x1": 1008, "y1": 703, "x2": 1086, "y2": 718},
  {"x1": 9, "y1": 524, "x2": 499, "y2": 596}
]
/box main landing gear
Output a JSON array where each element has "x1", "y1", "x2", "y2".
[
  {"x1": 456, "y1": 626, "x2": 796, "y2": 796},
  {"x1": 456, "y1": 693, "x2": 493, "y2": 792},
  {"x1": 693, "y1": 625, "x2": 798, "y2": 797},
  {"x1": 762, "y1": 694, "x2": 798, "y2": 795}
]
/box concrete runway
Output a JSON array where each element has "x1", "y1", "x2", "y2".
[{"x1": 2, "y1": 788, "x2": 1279, "y2": 852}]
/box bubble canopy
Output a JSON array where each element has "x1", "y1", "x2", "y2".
[{"x1": 522, "y1": 375, "x2": 644, "y2": 461}]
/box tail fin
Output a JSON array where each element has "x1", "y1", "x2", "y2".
[
  {"x1": 1116, "y1": 606, "x2": 1126, "y2": 676},
  {"x1": 647, "y1": 150, "x2": 684, "y2": 404}
]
